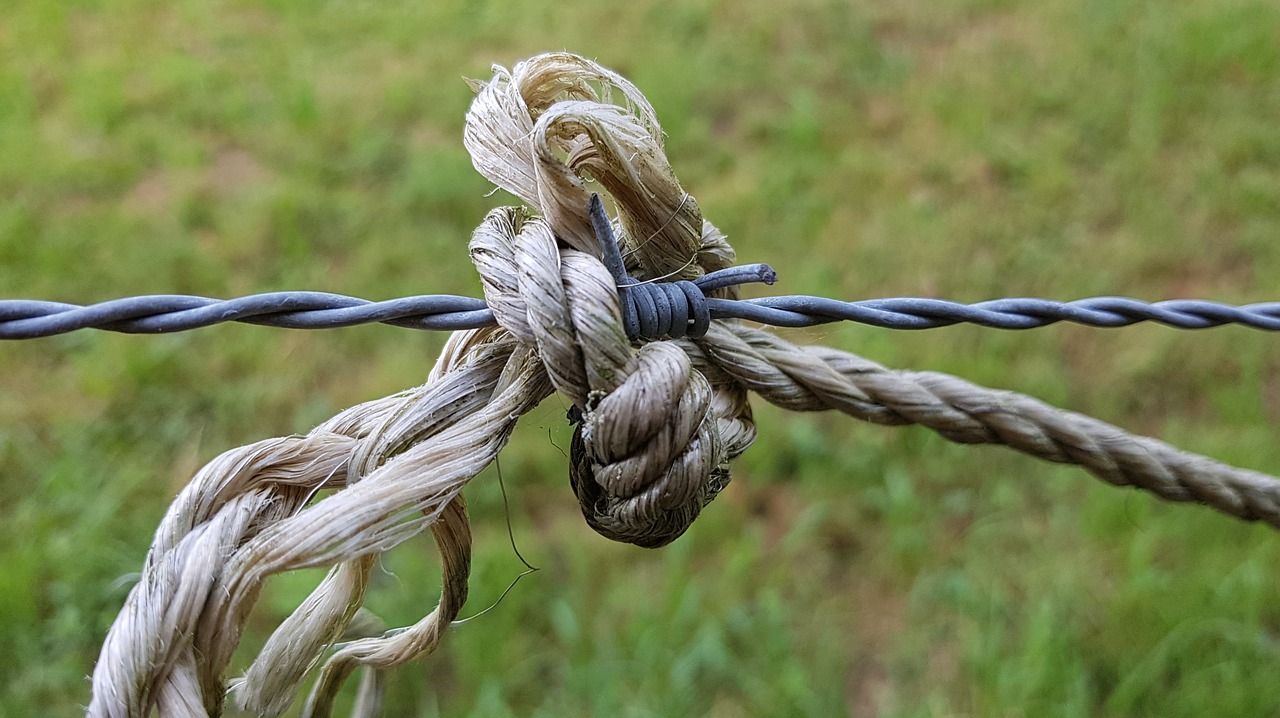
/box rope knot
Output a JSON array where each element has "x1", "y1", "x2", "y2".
[
  {"x1": 570, "y1": 342, "x2": 728, "y2": 547},
  {"x1": 462, "y1": 53, "x2": 768, "y2": 546},
  {"x1": 470, "y1": 198, "x2": 739, "y2": 546}
]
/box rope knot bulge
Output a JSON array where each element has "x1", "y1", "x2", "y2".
[
  {"x1": 470, "y1": 194, "x2": 767, "y2": 546},
  {"x1": 461, "y1": 52, "x2": 783, "y2": 547}
]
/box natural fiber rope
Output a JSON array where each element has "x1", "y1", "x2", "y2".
[
  {"x1": 685, "y1": 324, "x2": 1280, "y2": 523},
  {"x1": 87, "y1": 52, "x2": 1280, "y2": 717}
]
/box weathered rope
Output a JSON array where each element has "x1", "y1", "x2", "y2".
[
  {"x1": 684, "y1": 324, "x2": 1280, "y2": 523},
  {"x1": 84, "y1": 52, "x2": 1280, "y2": 717},
  {"x1": 91, "y1": 327, "x2": 551, "y2": 717}
]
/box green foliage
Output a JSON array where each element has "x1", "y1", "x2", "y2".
[{"x1": 2, "y1": 0, "x2": 1279, "y2": 714}]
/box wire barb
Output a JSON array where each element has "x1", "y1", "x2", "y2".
[{"x1": 589, "y1": 192, "x2": 776, "y2": 340}]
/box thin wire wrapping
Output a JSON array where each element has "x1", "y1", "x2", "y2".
[{"x1": 2, "y1": 289, "x2": 1278, "y2": 339}]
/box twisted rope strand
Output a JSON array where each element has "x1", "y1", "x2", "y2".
[
  {"x1": 88, "y1": 331, "x2": 553, "y2": 717},
  {"x1": 691, "y1": 324, "x2": 1280, "y2": 526}
]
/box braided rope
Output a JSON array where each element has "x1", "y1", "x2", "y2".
[{"x1": 84, "y1": 52, "x2": 1280, "y2": 717}]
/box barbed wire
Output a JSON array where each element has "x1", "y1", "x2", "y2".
[
  {"x1": 3, "y1": 276, "x2": 1278, "y2": 340},
  {"x1": 7, "y1": 194, "x2": 1277, "y2": 340},
  {"x1": 727, "y1": 295, "x2": 1280, "y2": 330}
]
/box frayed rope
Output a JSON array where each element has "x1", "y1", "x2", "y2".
[{"x1": 87, "y1": 52, "x2": 1280, "y2": 717}]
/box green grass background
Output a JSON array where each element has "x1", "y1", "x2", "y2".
[{"x1": 3, "y1": 0, "x2": 1279, "y2": 715}]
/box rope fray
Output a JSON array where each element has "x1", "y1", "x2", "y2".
[{"x1": 90, "y1": 52, "x2": 1280, "y2": 717}]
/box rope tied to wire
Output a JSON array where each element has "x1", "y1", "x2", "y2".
[{"x1": 86, "y1": 52, "x2": 1280, "y2": 718}]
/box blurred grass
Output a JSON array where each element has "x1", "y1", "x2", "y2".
[{"x1": 2, "y1": 0, "x2": 1279, "y2": 714}]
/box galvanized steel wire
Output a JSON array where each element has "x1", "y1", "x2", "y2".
[{"x1": 4, "y1": 289, "x2": 1278, "y2": 340}]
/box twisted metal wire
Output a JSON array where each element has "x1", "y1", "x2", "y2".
[
  {"x1": 722, "y1": 295, "x2": 1280, "y2": 331},
  {"x1": 7, "y1": 191, "x2": 1276, "y2": 340},
  {"x1": 4, "y1": 287, "x2": 1279, "y2": 340}
]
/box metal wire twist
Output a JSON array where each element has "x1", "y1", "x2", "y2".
[
  {"x1": 7, "y1": 189, "x2": 1276, "y2": 340},
  {"x1": 4, "y1": 290, "x2": 1279, "y2": 340}
]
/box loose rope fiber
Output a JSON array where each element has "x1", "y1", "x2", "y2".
[{"x1": 82, "y1": 52, "x2": 1279, "y2": 717}]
